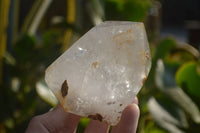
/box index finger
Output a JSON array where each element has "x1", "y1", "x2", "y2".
[
  {"x1": 111, "y1": 97, "x2": 140, "y2": 133},
  {"x1": 26, "y1": 105, "x2": 80, "y2": 133}
]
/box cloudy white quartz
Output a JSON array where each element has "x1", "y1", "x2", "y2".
[{"x1": 45, "y1": 21, "x2": 151, "y2": 125}]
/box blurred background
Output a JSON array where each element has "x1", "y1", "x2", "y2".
[{"x1": 0, "y1": 0, "x2": 200, "y2": 132}]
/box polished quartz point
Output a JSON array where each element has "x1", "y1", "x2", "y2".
[{"x1": 45, "y1": 21, "x2": 151, "y2": 125}]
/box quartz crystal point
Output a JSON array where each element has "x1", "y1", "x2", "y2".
[{"x1": 45, "y1": 21, "x2": 151, "y2": 125}]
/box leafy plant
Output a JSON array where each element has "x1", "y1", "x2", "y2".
[
  {"x1": 105, "y1": 0, "x2": 152, "y2": 21},
  {"x1": 146, "y1": 38, "x2": 200, "y2": 133}
]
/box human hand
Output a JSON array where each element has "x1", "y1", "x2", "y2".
[{"x1": 26, "y1": 97, "x2": 140, "y2": 133}]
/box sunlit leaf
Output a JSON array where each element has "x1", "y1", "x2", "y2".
[
  {"x1": 155, "y1": 59, "x2": 177, "y2": 89},
  {"x1": 79, "y1": 117, "x2": 90, "y2": 127},
  {"x1": 176, "y1": 62, "x2": 200, "y2": 99},
  {"x1": 76, "y1": 117, "x2": 90, "y2": 133},
  {"x1": 148, "y1": 97, "x2": 187, "y2": 133},
  {"x1": 36, "y1": 80, "x2": 58, "y2": 107},
  {"x1": 155, "y1": 59, "x2": 200, "y2": 123}
]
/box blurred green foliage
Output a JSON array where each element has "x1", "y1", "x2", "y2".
[
  {"x1": 105, "y1": 0, "x2": 151, "y2": 21},
  {"x1": 0, "y1": 32, "x2": 62, "y2": 132},
  {"x1": 1, "y1": 0, "x2": 200, "y2": 133},
  {"x1": 176, "y1": 62, "x2": 200, "y2": 97},
  {"x1": 143, "y1": 38, "x2": 200, "y2": 133},
  {"x1": 176, "y1": 62, "x2": 200, "y2": 105}
]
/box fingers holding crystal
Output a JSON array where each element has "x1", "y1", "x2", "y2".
[
  {"x1": 84, "y1": 120, "x2": 110, "y2": 133},
  {"x1": 26, "y1": 105, "x2": 80, "y2": 133},
  {"x1": 133, "y1": 97, "x2": 139, "y2": 105},
  {"x1": 111, "y1": 103, "x2": 140, "y2": 133}
]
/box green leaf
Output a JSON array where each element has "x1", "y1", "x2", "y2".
[
  {"x1": 14, "y1": 34, "x2": 36, "y2": 63},
  {"x1": 146, "y1": 38, "x2": 176, "y2": 88},
  {"x1": 148, "y1": 97, "x2": 187, "y2": 133},
  {"x1": 155, "y1": 59, "x2": 177, "y2": 89},
  {"x1": 76, "y1": 117, "x2": 90, "y2": 133},
  {"x1": 163, "y1": 87, "x2": 200, "y2": 123},
  {"x1": 123, "y1": 0, "x2": 152, "y2": 21},
  {"x1": 79, "y1": 117, "x2": 90, "y2": 127},
  {"x1": 176, "y1": 62, "x2": 200, "y2": 99},
  {"x1": 154, "y1": 38, "x2": 176, "y2": 60},
  {"x1": 105, "y1": 0, "x2": 152, "y2": 21},
  {"x1": 144, "y1": 120, "x2": 167, "y2": 133},
  {"x1": 156, "y1": 60, "x2": 200, "y2": 123}
]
